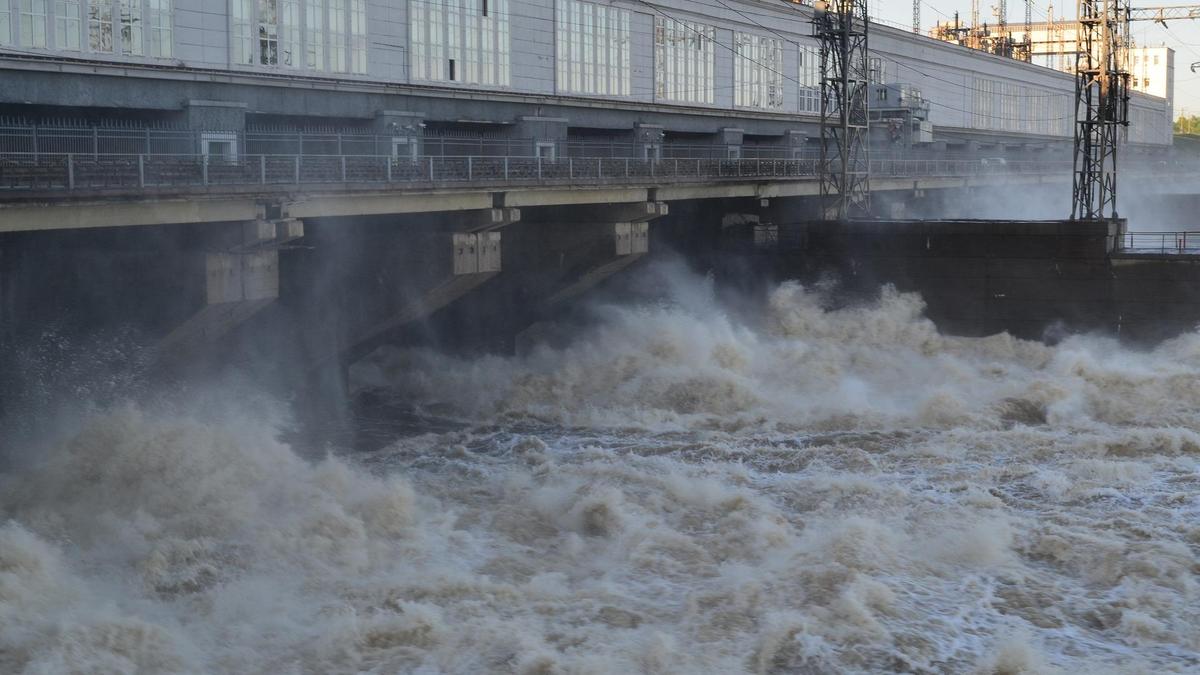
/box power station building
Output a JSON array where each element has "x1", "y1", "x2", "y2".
[{"x1": 0, "y1": 0, "x2": 1174, "y2": 157}]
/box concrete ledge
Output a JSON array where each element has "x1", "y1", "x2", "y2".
[{"x1": 0, "y1": 198, "x2": 260, "y2": 231}]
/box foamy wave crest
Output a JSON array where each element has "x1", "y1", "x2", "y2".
[
  {"x1": 356, "y1": 271, "x2": 1200, "y2": 434},
  {"x1": 1, "y1": 404, "x2": 421, "y2": 674}
]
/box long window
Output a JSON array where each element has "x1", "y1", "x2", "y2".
[
  {"x1": 329, "y1": 0, "x2": 346, "y2": 71},
  {"x1": 232, "y1": 0, "x2": 252, "y2": 63},
  {"x1": 258, "y1": 0, "x2": 278, "y2": 65},
  {"x1": 556, "y1": 0, "x2": 629, "y2": 96},
  {"x1": 654, "y1": 16, "x2": 714, "y2": 105},
  {"x1": 231, "y1": 0, "x2": 354, "y2": 73},
  {"x1": 305, "y1": 0, "x2": 323, "y2": 68},
  {"x1": 282, "y1": 0, "x2": 299, "y2": 66},
  {"x1": 798, "y1": 44, "x2": 819, "y2": 113},
  {"x1": 410, "y1": 0, "x2": 509, "y2": 86},
  {"x1": 734, "y1": 32, "x2": 783, "y2": 110},
  {"x1": 255, "y1": 0, "x2": 301, "y2": 67},
  {"x1": 349, "y1": 0, "x2": 365, "y2": 73},
  {"x1": 56, "y1": 0, "x2": 81, "y2": 50},
  {"x1": 20, "y1": 0, "x2": 48, "y2": 47},
  {"x1": 119, "y1": 0, "x2": 141, "y2": 55},
  {"x1": 145, "y1": 0, "x2": 168, "y2": 56},
  {"x1": 972, "y1": 76, "x2": 1070, "y2": 136},
  {"x1": 88, "y1": 0, "x2": 112, "y2": 51}
]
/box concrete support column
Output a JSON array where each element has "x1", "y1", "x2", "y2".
[
  {"x1": 785, "y1": 130, "x2": 809, "y2": 159},
  {"x1": 719, "y1": 127, "x2": 744, "y2": 159},
  {"x1": 325, "y1": 207, "x2": 520, "y2": 366},
  {"x1": 449, "y1": 207, "x2": 520, "y2": 275},
  {"x1": 372, "y1": 110, "x2": 426, "y2": 159},
  {"x1": 634, "y1": 123, "x2": 665, "y2": 159},
  {"x1": 511, "y1": 116, "x2": 569, "y2": 159},
  {"x1": 156, "y1": 218, "x2": 300, "y2": 362},
  {"x1": 527, "y1": 201, "x2": 667, "y2": 304},
  {"x1": 183, "y1": 100, "x2": 248, "y2": 155}
]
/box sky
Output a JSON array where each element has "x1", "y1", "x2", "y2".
[{"x1": 871, "y1": 0, "x2": 1200, "y2": 117}]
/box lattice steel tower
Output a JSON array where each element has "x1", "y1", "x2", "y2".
[
  {"x1": 1071, "y1": 0, "x2": 1130, "y2": 220},
  {"x1": 814, "y1": 0, "x2": 871, "y2": 220}
]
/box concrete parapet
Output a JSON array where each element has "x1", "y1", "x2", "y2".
[{"x1": 182, "y1": 99, "x2": 247, "y2": 132}]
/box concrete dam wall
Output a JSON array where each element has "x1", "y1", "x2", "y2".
[{"x1": 766, "y1": 218, "x2": 1200, "y2": 344}]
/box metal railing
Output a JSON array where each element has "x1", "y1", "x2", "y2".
[
  {"x1": 0, "y1": 152, "x2": 1077, "y2": 193},
  {"x1": 1120, "y1": 231, "x2": 1200, "y2": 254},
  {"x1": 0, "y1": 125, "x2": 819, "y2": 160}
]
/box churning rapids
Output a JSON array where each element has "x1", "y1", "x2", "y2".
[{"x1": 2, "y1": 266, "x2": 1199, "y2": 674}]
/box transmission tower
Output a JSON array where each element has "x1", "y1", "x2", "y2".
[
  {"x1": 913, "y1": 0, "x2": 920, "y2": 32},
  {"x1": 1023, "y1": 0, "x2": 1032, "y2": 60},
  {"x1": 814, "y1": 0, "x2": 871, "y2": 220},
  {"x1": 1071, "y1": 0, "x2": 1130, "y2": 220}
]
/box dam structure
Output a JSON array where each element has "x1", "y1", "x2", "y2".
[
  {"x1": 0, "y1": 0, "x2": 1197, "y2": 408},
  {"x1": 8, "y1": 3, "x2": 1200, "y2": 672}
]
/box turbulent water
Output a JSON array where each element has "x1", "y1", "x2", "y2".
[{"x1": 3, "y1": 267, "x2": 1200, "y2": 674}]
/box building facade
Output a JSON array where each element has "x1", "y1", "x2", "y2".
[{"x1": 0, "y1": 0, "x2": 1173, "y2": 148}]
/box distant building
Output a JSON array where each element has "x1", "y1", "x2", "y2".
[
  {"x1": 932, "y1": 20, "x2": 1174, "y2": 92},
  {"x1": 1128, "y1": 46, "x2": 1175, "y2": 102},
  {"x1": 930, "y1": 18, "x2": 1175, "y2": 135}
]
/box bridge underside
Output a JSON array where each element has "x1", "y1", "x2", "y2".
[{"x1": 3, "y1": 180, "x2": 1200, "y2": 432}]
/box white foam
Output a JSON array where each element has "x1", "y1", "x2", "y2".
[{"x1": 5, "y1": 269, "x2": 1199, "y2": 672}]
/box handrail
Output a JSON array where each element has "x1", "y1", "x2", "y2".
[
  {"x1": 0, "y1": 151, "x2": 1081, "y2": 193},
  {"x1": 1120, "y1": 231, "x2": 1200, "y2": 255}
]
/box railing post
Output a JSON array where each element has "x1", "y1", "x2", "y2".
[
  {"x1": 295, "y1": 155, "x2": 301, "y2": 184},
  {"x1": 138, "y1": 154, "x2": 145, "y2": 188},
  {"x1": 341, "y1": 155, "x2": 347, "y2": 182},
  {"x1": 597, "y1": 157, "x2": 602, "y2": 179},
  {"x1": 386, "y1": 155, "x2": 392, "y2": 182},
  {"x1": 260, "y1": 154, "x2": 266, "y2": 184},
  {"x1": 429, "y1": 155, "x2": 434, "y2": 181},
  {"x1": 93, "y1": 127, "x2": 99, "y2": 160},
  {"x1": 468, "y1": 155, "x2": 474, "y2": 181},
  {"x1": 202, "y1": 154, "x2": 209, "y2": 186},
  {"x1": 538, "y1": 156, "x2": 542, "y2": 180},
  {"x1": 67, "y1": 153, "x2": 74, "y2": 189},
  {"x1": 569, "y1": 157, "x2": 573, "y2": 179},
  {"x1": 625, "y1": 157, "x2": 629, "y2": 178},
  {"x1": 504, "y1": 156, "x2": 509, "y2": 180}
]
